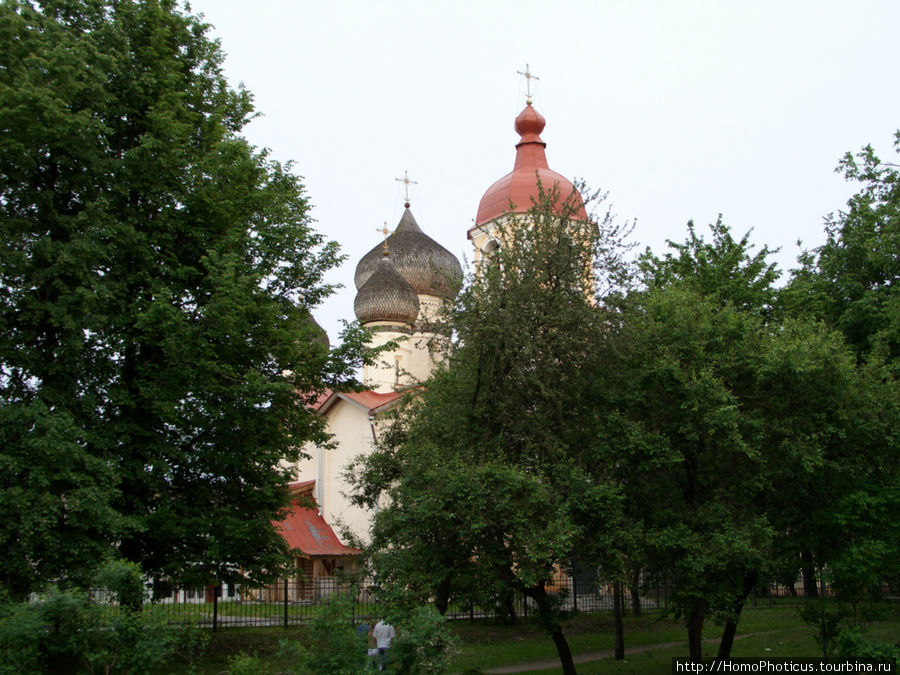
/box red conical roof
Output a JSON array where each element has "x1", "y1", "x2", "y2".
[{"x1": 473, "y1": 103, "x2": 586, "y2": 230}]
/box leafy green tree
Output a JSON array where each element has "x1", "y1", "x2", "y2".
[
  {"x1": 0, "y1": 0, "x2": 370, "y2": 597},
  {"x1": 782, "y1": 134, "x2": 900, "y2": 627},
  {"x1": 785, "y1": 131, "x2": 900, "y2": 365},
  {"x1": 351, "y1": 187, "x2": 631, "y2": 675},
  {"x1": 609, "y1": 222, "x2": 883, "y2": 659},
  {"x1": 606, "y1": 285, "x2": 773, "y2": 659},
  {"x1": 639, "y1": 216, "x2": 781, "y2": 318}
]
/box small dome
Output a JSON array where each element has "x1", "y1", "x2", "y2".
[
  {"x1": 354, "y1": 251, "x2": 420, "y2": 325},
  {"x1": 473, "y1": 103, "x2": 586, "y2": 229},
  {"x1": 355, "y1": 207, "x2": 463, "y2": 299}
]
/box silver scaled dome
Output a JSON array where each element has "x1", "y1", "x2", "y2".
[
  {"x1": 353, "y1": 250, "x2": 420, "y2": 325},
  {"x1": 355, "y1": 207, "x2": 462, "y2": 299}
]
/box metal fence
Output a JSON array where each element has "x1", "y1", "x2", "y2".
[{"x1": 90, "y1": 577, "x2": 839, "y2": 631}]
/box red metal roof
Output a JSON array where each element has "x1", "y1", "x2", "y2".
[
  {"x1": 273, "y1": 492, "x2": 360, "y2": 557},
  {"x1": 473, "y1": 103, "x2": 586, "y2": 229},
  {"x1": 315, "y1": 389, "x2": 401, "y2": 415}
]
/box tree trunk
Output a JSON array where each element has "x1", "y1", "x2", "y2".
[
  {"x1": 717, "y1": 571, "x2": 757, "y2": 659},
  {"x1": 434, "y1": 578, "x2": 450, "y2": 615},
  {"x1": 629, "y1": 569, "x2": 642, "y2": 617},
  {"x1": 503, "y1": 592, "x2": 518, "y2": 625},
  {"x1": 529, "y1": 585, "x2": 577, "y2": 675},
  {"x1": 613, "y1": 581, "x2": 625, "y2": 659},
  {"x1": 687, "y1": 606, "x2": 705, "y2": 661},
  {"x1": 801, "y1": 551, "x2": 818, "y2": 598}
]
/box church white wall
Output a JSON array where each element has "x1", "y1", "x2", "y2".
[{"x1": 294, "y1": 399, "x2": 377, "y2": 543}]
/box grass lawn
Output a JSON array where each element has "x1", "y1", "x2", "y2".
[
  {"x1": 448, "y1": 604, "x2": 900, "y2": 674},
  {"x1": 160, "y1": 603, "x2": 899, "y2": 673}
]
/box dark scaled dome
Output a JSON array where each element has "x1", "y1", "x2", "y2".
[
  {"x1": 355, "y1": 207, "x2": 462, "y2": 299},
  {"x1": 353, "y1": 251, "x2": 420, "y2": 325}
]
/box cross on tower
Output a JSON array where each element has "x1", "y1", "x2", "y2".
[
  {"x1": 517, "y1": 63, "x2": 539, "y2": 104},
  {"x1": 395, "y1": 170, "x2": 417, "y2": 207},
  {"x1": 377, "y1": 221, "x2": 392, "y2": 255}
]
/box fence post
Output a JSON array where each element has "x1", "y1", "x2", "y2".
[
  {"x1": 212, "y1": 583, "x2": 218, "y2": 632},
  {"x1": 572, "y1": 576, "x2": 578, "y2": 613},
  {"x1": 283, "y1": 577, "x2": 289, "y2": 627}
]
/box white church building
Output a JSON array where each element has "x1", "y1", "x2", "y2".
[{"x1": 276, "y1": 94, "x2": 586, "y2": 576}]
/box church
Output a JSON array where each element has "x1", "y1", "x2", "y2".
[{"x1": 274, "y1": 87, "x2": 587, "y2": 585}]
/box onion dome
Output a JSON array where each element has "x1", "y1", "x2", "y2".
[
  {"x1": 355, "y1": 207, "x2": 463, "y2": 299},
  {"x1": 473, "y1": 103, "x2": 586, "y2": 228},
  {"x1": 353, "y1": 249, "x2": 420, "y2": 325}
]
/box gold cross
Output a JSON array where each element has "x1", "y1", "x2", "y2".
[
  {"x1": 377, "y1": 222, "x2": 392, "y2": 254},
  {"x1": 517, "y1": 63, "x2": 539, "y2": 103},
  {"x1": 395, "y1": 170, "x2": 417, "y2": 205}
]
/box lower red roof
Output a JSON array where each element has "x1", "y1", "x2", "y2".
[{"x1": 273, "y1": 496, "x2": 360, "y2": 557}]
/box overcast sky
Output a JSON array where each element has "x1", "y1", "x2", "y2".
[{"x1": 188, "y1": 0, "x2": 900, "y2": 343}]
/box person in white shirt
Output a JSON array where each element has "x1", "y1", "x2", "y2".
[{"x1": 372, "y1": 619, "x2": 395, "y2": 671}]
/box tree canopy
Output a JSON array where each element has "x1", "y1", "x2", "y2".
[
  {"x1": 785, "y1": 132, "x2": 900, "y2": 366},
  {"x1": 0, "y1": 0, "x2": 369, "y2": 597},
  {"x1": 350, "y1": 186, "x2": 632, "y2": 675}
]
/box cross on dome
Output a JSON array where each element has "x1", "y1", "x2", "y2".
[
  {"x1": 517, "y1": 63, "x2": 540, "y2": 104},
  {"x1": 395, "y1": 170, "x2": 417, "y2": 207},
  {"x1": 377, "y1": 221, "x2": 393, "y2": 255}
]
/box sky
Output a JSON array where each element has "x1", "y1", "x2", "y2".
[{"x1": 188, "y1": 0, "x2": 900, "y2": 344}]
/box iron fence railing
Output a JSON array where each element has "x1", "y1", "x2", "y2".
[{"x1": 85, "y1": 577, "x2": 858, "y2": 631}]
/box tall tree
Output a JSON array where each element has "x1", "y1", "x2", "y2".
[
  {"x1": 350, "y1": 186, "x2": 631, "y2": 675},
  {"x1": 785, "y1": 131, "x2": 900, "y2": 365},
  {"x1": 0, "y1": 0, "x2": 369, "y2": 597},
  {"x1": 610, "y1": 221, "x2": 879, "y2": 659},
  {"x1": 781, "y1": 132, "x2": 900, "y2": 605}
]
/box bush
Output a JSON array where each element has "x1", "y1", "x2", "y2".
[
  {"x1": 0, "y1": 583, "x2": 209, "y2": 674},
  {"x1": 0, "y1": 587, "x2": 100, "y2": 674},
  {"x1": 289, "y1": 595, "x2": 367, "y2": 674},
  {"x1": 388, "y1": 605, "x2": 459, "y2": 674},
  {"x1": 93, "y1": 559, "x2": 145, "y2": 612},
  {"x1": 798, "y1": 600, "x2": 851, "y2": 659},
  {"x1": 834, "y1": 629, "x2": 900, "y2": 666},
  {"x1": 227, "y1": 651, "x2": 272, "y2": 674}
]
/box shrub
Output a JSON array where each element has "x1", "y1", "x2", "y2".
[
  {"x1": 289, "y1": 595, "x2": 367, "y2": 674},
  {"x1": 0, "y1": 582, "x2": 209, "y2": 674},
  {"x1": 834, "y1": 629, "x2": 899, "y2": 666},
  {"x1": 388, "y1": 605, "x2": 459, "y2": 674}
]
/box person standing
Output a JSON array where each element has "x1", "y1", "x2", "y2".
[{"x1": 372, "y1": 619, "x2": 395, "y2": 671}]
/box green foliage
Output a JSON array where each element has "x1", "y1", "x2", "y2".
[
  {"x1": 388, "y1": 605, "x2": 459, "y2": 674},
  {"x1": 351, "y1": 185, "x2": 631, "y2": 675},
  {"x1": 610, "y1": 220, "x2": 893, "y2": 658},
  {"x1": 0, "y1": 585, "x2": 208, "y2": 674},
  {"x1": 834, "y1": 628, "x2": 900, "y2": 665},
  {"x1": 639, "y1": 216, "x2": 781, "y2": 318},
  {"x1": 799, "y1": 600, "x2": 853, "y2": 660},
  {"x1": 289, "y1": 595, "x2": 367, "y2": 674},
  {"x1": 785, "y1": 130, "x2": 900, "y2": 365},
  {"x1": 94, "y1": 559, "x2": 145, "y2": 612},
  {"x1": 780, "y1": 132, "x2": 900, "y2": 646},
  {"x1": 0, "y1": 0, "x2": 372, "y2": 596},
  {"x1": 226, "y1": 650, "x2": 272, "y2": 675}
]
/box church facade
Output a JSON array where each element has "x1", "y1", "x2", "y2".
[{"x1": 283, "y1": 97, "x2": 585, "y2": 561}]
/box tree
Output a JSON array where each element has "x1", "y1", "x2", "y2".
[
  {"x1": 609, "y1": 221, "x2": 882, "y2": 660},
  {"x1": 350, "y1": 186, "x2": 631, "y2": 675},
  {"x1": 785, "y1": 131, "x2": 900, "y2": 365},
  {"x1": 782, "y1": 133, "x2": 900, "y2": 629},
  {"x1": 0, "y1": 0, "x2": 370, "y2": 597},
  {"x1": 639, "y1": 216, "x2": 781, "y2": 319}
]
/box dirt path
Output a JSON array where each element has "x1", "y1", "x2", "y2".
[{"x1": 481, "y1": 631, "x2": 772, "y2": 674}]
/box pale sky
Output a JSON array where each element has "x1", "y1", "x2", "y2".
[{"x1": 188, "y1": 0, "x2": 900, "y2": 343}]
